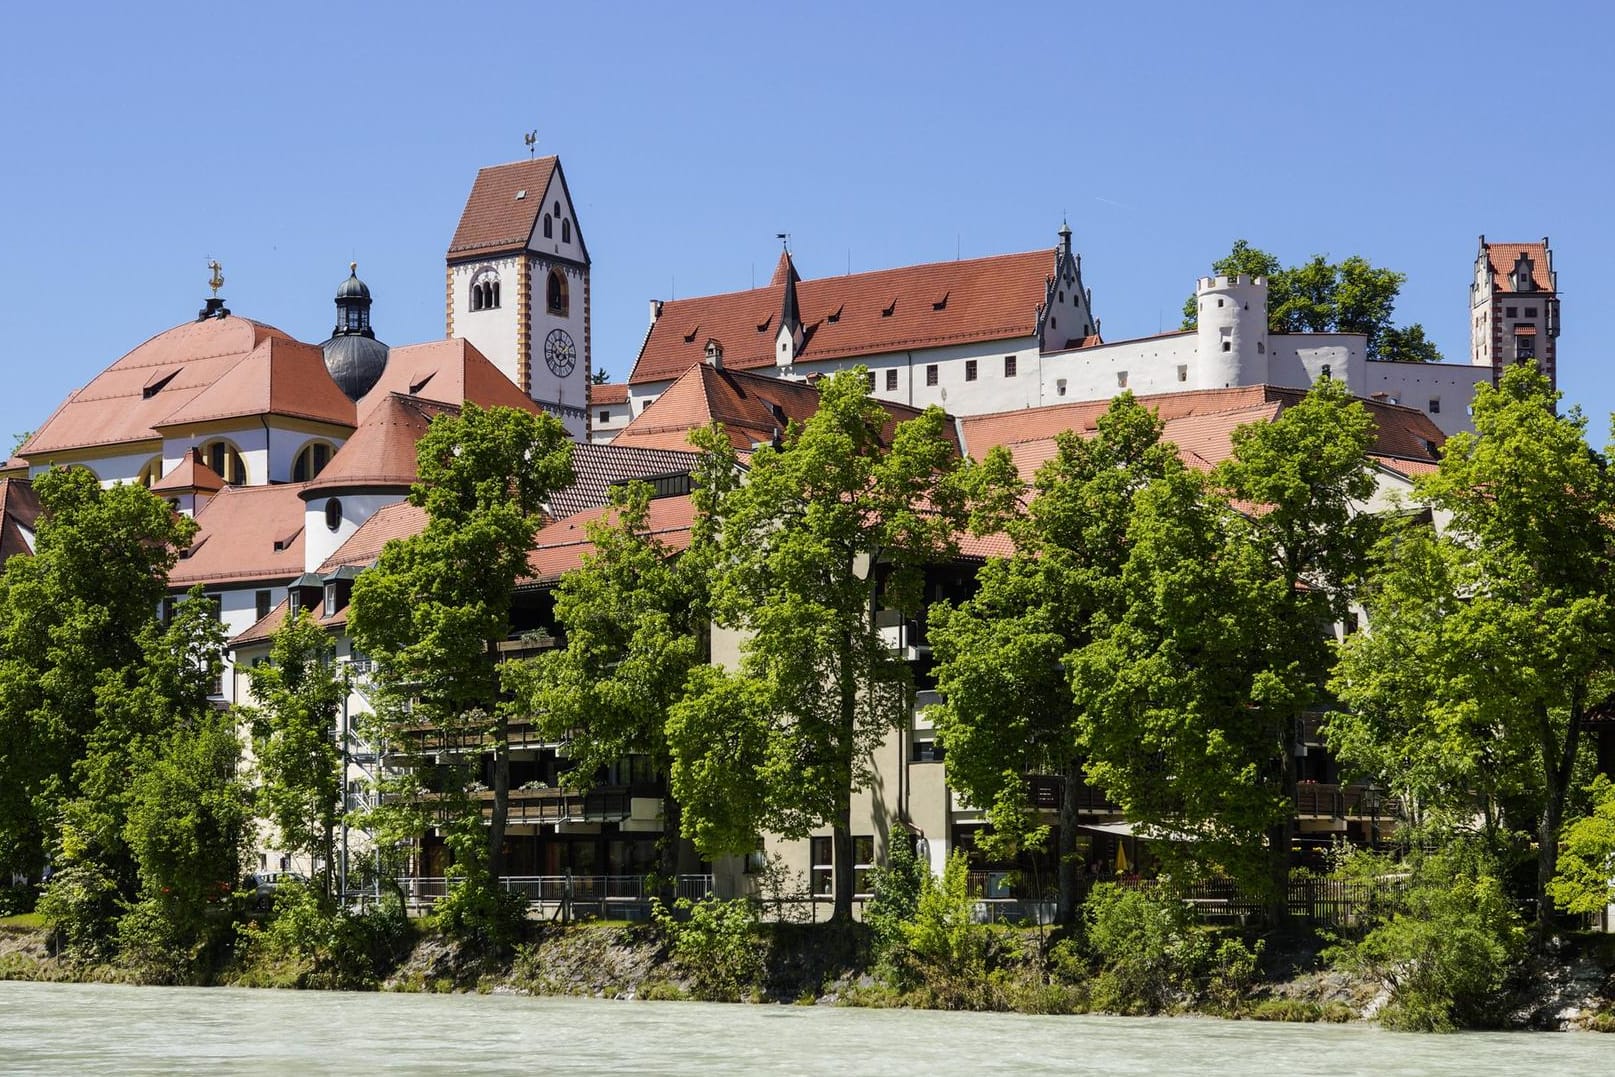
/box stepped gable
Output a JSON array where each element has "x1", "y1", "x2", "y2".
[
  {"x1": 614, "y1": 364, "x2": 960, "y2": 454},
  {"x1": 630, "y1": 248, "x2": 1054, "y2": 385},
  {"x1": 301, "y1": 394, "x2": 455, "y2": 498},
  {"x1": 448, "y1": 157, "x2": 560, "y2": 257},
  {"x1": 959, "y1": 386, "x2": 1445, "y2": 475},
  {"x1": 154, "y1": 336, "x2": 356, "y2": 430},
  {"x1": 170, "y1": 483, "x2": 311, "y2": 588},
  {"x1": 522, "y1": 494, "x2": 698, "y2": 585},
  {"x1": 0, "y1": 478, "x2": 40, "y2": 563},
  {"x1": 359, "y1": 338, "x2": 539, "y2": 418},
  {"x1": 548, "y1": 442, "x2": 703, "y2": 519},
  {"x1": 19, "y1": 315, "x2": 295, "y2": 457},
  {"x1": 149, "y1": 448, "x2": 225, "y2": 494}
]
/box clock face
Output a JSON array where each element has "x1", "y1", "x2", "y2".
[{"x1": 543, "y1": 328, "x2": 577, "y2": 378}]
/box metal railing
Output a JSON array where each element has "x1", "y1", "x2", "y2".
[{"x1": 393, "y1": 873, "x2": 714, "y2": 915}]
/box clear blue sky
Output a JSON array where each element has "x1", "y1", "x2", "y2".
[{"x1": 4, "y1": 2, "x2": 1613, "y2": 451}]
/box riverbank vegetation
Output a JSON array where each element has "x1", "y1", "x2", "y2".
[{"x1": 2, "y1": 367, "x2": 1615, "y2": 1031}]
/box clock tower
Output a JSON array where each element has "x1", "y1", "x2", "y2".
[{"x1": 446, "y1": 156, "x2": 590, "y2": 439}]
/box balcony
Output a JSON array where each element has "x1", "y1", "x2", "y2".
[{"x1": 1293, "y1": 782, "x2": 1402, "y2": 821}]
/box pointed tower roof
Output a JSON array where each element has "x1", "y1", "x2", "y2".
[
  {"x1": 779, "y1": 251, "x2": 802, "y2": 336},
  {"x1": 149, "y1": 448, "x2": 225, "y2": 494},
  {"x1": 448, "y1": 157, "x2": 575, "y2": 258}
]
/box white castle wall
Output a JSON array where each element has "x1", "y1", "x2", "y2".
[{"x1": 1367, "y1": 361, "x2": 1492, "y2": 437}]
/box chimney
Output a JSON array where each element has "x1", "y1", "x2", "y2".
[{"x1": 649, "y1": 299, "x2": 664, "y2": 325}]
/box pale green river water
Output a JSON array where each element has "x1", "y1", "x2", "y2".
[{"x1": 0, "y1": 981, "x2": 1608, "y2": 1075}]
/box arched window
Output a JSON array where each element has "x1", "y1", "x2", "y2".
[
  {"x1": 324, "y1": 498, "x2": 343, "y2": 532},
  {"x1": 547, "y1": 270, "x2": 569, "y2": 315},
  {"x1": 561, "y1": 218, "x2": 571, "y2": 244},
  {"x1": 543, "y1": 213, "x2": 553, "y2": 239},
  {"x1": 292, "y1": 441, "x2": 333, "y2": 483},
  {"x1": 201, "y1": 439, "x2": 246, "y2": 485},
  {"x1": 470, "y1": 267, "x2": 501, "y2": 312},
  {"x1": 136, "y1": 457, "x2": 163, "y2": 489}
]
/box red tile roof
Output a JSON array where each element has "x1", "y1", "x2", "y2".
[
  {"x1": 230, "y1": 597, "x2": 351, "y2": 649},
  {"x1": 1481, "y1": 240, "x2": 1553, "y2": 294},
  {"x1": 522, "y1": 494, "x2": 698, "y2": 584},
  {"x1": 358, "y1": 338, "x2": 540, "y2": 418},
  {"x1": 447, "y1": 157, "x2": 560, "y2": 258},
  {"x1": 19, "y1": 315, "x2": 301, "y2": 457},
  {"x1": 0, "y1": 478, "x2": 40, "y2": 563},
  {"x1": 153, "y1": 337, "x2": 356, "y2": 431},
  {"x1": 589, "y1": 382, "x2": 628, "y2": 406},
  {"x1": 317, "y1": 501, "x2": 428, "y2": 573},
  {"x1": 170, "y1": 482, "x2": 311, "y2": 588},
  {"x1": 960, "y1": 386, "x2": 1445, "y2": 478},
  {"x1": 630, "y1": 248, "x2": 1057, "y2": 385},
  {"x1": 549, "y1": 442, "x2": 703, "y2": 519},
  {"x1": 301, "y1": 394, "x2": 455, "y2": 498},
  {"x1": 150, "y1": 448, "x2": 225, "y2": 493},
  {"x1": 614, "y1": 363, "x2": 961, "y2": 455}
]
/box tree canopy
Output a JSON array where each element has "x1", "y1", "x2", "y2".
[{"x1": 1182, "y1": 240, "x2": 1441, "y2": 363}]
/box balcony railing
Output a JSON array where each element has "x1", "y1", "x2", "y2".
[
  {"x1": 393, "y1": 873, "x2": 714, "y2": 915},
  {"x1": 1293, "y1": 782, "x2": 1402, "y2": 820}
]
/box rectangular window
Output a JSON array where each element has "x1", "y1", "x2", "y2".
[
  {"x1": 599, "y1": 409, "x2": 610, "y2": 423},
  {"x1": 1177, "y1": 364, "x2": 1188, "y2": 383},
  {"x1": 1428, "y1": 398, "x2": 1441, "y2": 414},
  {"x1": 255, "y1": 590, "x2": 271, "y2": 622},
  {"x1": 1117, "y1": 370, "x2": 1128, "y2": 388},
  {"x1": 1056, "y1": 378, "x2": 1067, "y2": 397},
  {"x1": 885, "y1": 369, "x2": 897, "y2": 391},
  {"x1": 965, "y1": 359, "x2": 978, "y2": 382},
  {"x1": 854, "y1": 835, "x2": 875, "y2": 897},
  {"x1": 1003, "y1": 355, "x2": 1017, "y2": 378},
  {"x1": 925, "y1": 364, "x2": 938, "y2": 387},
  {"x1": 864, "y1": 371, "x2": 875, "y2": 391},
  {"x1": 1221, "y1": 341, "x2": 1232, "y2": 352},
  {"x1": 1515, "y1": 333, "x2": 1535, "y2": 360},
  {"x1": 1525, "y1": 306, "x2": 1538, "y2": 318},
  {"x1": 810, "y1": 836, "x2": 833, "y2": 897},
  {"x1": 323, "y1": 583, "x2": 338, "y2": 618},
  {"x1": 1505, "y1": 306, "x2": 1518, "y2": 318},
  {"x1": 911, "y1": 739, "x2": 945, "y2": 763}
]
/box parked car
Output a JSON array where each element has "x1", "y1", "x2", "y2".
[{"x1": 244, "y1": 871, "x2": 310, "y2": 911}]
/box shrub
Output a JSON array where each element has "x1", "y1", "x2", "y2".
[
  {"x1": 0, "y1": 885, "x2": 38, "y2": 917},
  {"x1": 1328, "y1": 846, "x2": 1525, "y2": 1032},
  {"x1": 35, "y1": 862, "x2": 120, "y2": 962},
  {"x1": 431, "y1": 872, "x2": 527, "y2": 955},
  {"x1": 652, "y1": 896, "x2": 763, "y2": 1001},
  {"x1": 236, "y1": 883, "x2": 411, "y2": 989},
  {"x1": 862, "y1": 838, "x2": 927, "y2": 971},
  {"x1": 1083, "y1": 882, "x2": 1203, "y2": 1014}
]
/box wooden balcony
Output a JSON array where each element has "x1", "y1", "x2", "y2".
[{"x1": 1293, "y1": 782, "x2": 1402, "y2": 820}]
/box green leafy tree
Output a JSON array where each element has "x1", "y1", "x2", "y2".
[
  {"x1": 1330, "y1": 364, "x2": 1615, "y2": 930},
  {"x1": 1073, "y1": 378, "x2": 1377, "y2": 909},
  {"x1": 1182, "y1": 241, "x2": 1440, "y2": 362},
  {"x1": 349, "y1": 403, "x2": 574, "y2": 886},
  {"x1": 0, "y1": 466, "x2": 197, "y2": 879},
  {"x1": 929, "y1": 393, "x2": 1179, "y2": 922},
  {"x1": 503, "y1": 433, "x2": 738, "y2": 879},
  {"x1": 1549, "y1": 775, "x2": 1615, "y2": 916},
  {"x1": 674, "y1": 368, "x2": 963, "y2": 921},
  {"x1": 245, "y1": 611, "x2": 345, "y2": 903}
]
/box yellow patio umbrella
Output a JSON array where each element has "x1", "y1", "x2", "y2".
[{"x1": 1115, "y1": 842, "x2": 1130, "y2": 873}]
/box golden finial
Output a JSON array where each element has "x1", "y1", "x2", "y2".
[{"x1": 207, "y1": 259, "x2": 224, "y2": 297}]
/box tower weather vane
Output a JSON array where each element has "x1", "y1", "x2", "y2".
[
  {"x1": 776, "y1": 232, "x2": 790, "y2": 253},
  {"x1": 207, "y1": 259, "x2": 224, "y2": 297},
  {"x1": 525, "y1": 130, "x2": 538, "y2": 158}
]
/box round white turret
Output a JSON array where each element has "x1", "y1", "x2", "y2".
[{"x1": 1195, "y1": 274, "x2": 1269, "y2": 389}]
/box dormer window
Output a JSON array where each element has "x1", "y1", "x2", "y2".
[
  {"x1": 1511, "y1": 254, "x2": 1534, "y2": 292},
  {"x1": 324, "y1": 582, "x2": 338, "y2": 618}
]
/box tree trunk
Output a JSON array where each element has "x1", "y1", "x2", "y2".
[
  {"x1": 832, "y1": 626, "x2": 860, "y2": 923},
  {"x1": 1057, "y1": 758, "x2": 1082, "y2": 924},
  {"x1": 833, "y1": 808, "x2": 855, "y2": 923},
  {"x1": 1267, "y1": 724, "x2": 1297, "y2": 929},
  {"x1": 1536, "y1": 701, "x2": 1581, "y2": 934},
  {"x1": 488, "y1": 713, "x2": 510, "y2": 881},
  {"x1": 659, "y1": 790, "x2": 683, "y2": 894}
]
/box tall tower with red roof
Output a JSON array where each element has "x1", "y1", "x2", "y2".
[
  {"x1": 1470, "y1": 236, "x2": 1559, "y2": 389},
  {"x1": 446, "y1": 156, "x2": 590, "y2": 439}
]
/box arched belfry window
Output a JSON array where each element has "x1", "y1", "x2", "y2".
[
  {"x1": 292, "y1": 441, "x2": 334, "y2": 483},
  {"x1": 547, "y1": 270, "x2": 569, "y2": 316},
  {"x1": 470, "y1": 267, "x2": 501, "y2": 312},
  {"x1": 136, "y1": 457, "x2": 163, "y2": 489},
  {"x1": 201, "y1": 439, "x2": 247, "y2": 485},
  {"x1": 543, "y1": 213, "x2": 553, "y2": 239},
  {"x1": 561, "y1": 218, "x2": 571, "y2": 244}
]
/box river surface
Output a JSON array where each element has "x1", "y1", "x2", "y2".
[{"x1": 0, "y1": 981, "x2": 1607, "y2": 1075}]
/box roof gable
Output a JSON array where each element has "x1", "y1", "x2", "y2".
[
  {"x1": 359, "y1": 338, "x2": 540, "y2": 418},
  {"x1": 630, "y1": 248, "x2": 1055, "y2": 385},
  {"x1": 1481, "y1": 239, "x2": 1554, "y2": 294},
  {"x1": 447, "y1": 157, "x2": 563, "y2": 259},
  {"x1": 170, "y1": 482, "x2": 311, "y2": 587},
  {"x1": 154, "y1": 337, "x2": 356, "y2": 430}
]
